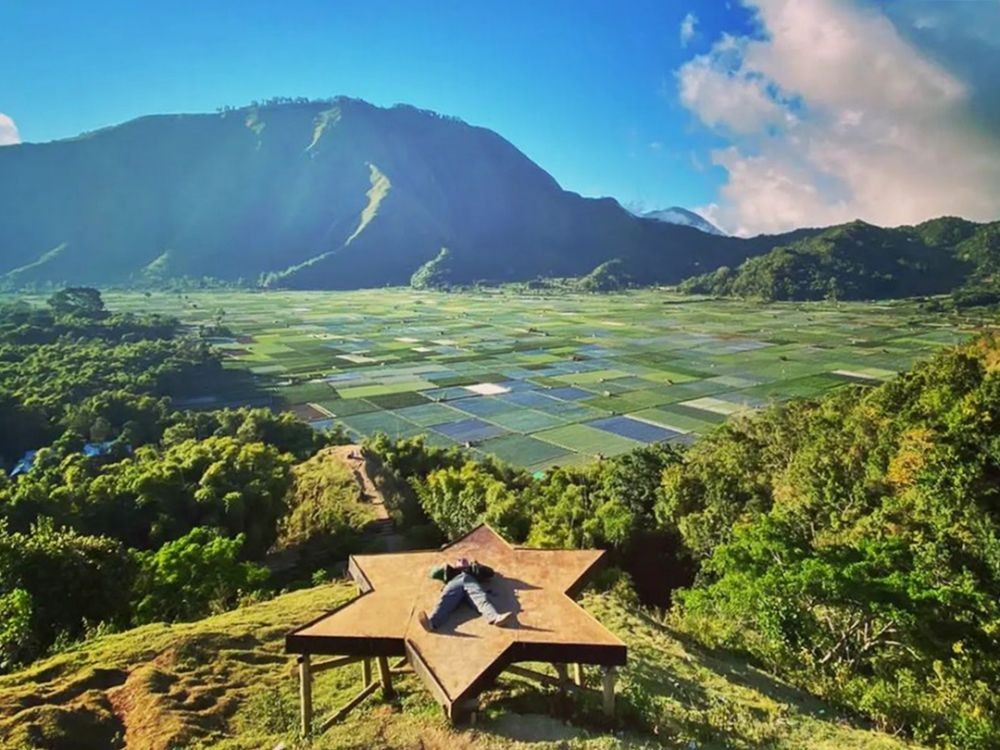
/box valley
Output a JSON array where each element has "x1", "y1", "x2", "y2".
[
  {"x1": 5, "y1": 3, "x2": 1000, "y2": 747},
  {"x1": 103, "y1": 288, "x2": 978, "y2": 470}
]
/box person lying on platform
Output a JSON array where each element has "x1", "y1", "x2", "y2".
[{"x1": 418, "y1": 557, "x2": 512, "y2": 630}]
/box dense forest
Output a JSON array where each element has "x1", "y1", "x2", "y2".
[
  {"x1": 0, "y1": 289, "x2": 369, "y2": 670},
  {"x1": 679, "y1": 217, "x2": 1000, "y2": 304},
  {"x1": 2, "y1": 288, "x2": 997, "y2": 749}
]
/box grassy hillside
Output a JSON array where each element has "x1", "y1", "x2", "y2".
[
  {"x1": 0, "y1": 97, "x2": 804, "y2": 291},
  {"x1": 679, "y1": 217, "x2": 1000, "y2": 302},
  {"x1": 0, "y1": 581, "x2": 922, "y2": 750}
]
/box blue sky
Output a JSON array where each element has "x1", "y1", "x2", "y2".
[
  {"x1": 0, "y1": 1, "x2": 752, "y2": 213},
  {"x1": 2, "y1": 1, "x2": 999, "y2": 234}
]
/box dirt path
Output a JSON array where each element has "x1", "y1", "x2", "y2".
[{"x1": 330, "y1": 444, "x2": 404, "y2": 551}]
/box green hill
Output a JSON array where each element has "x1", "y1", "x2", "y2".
[
  {"x1": 0, "y1": 581, "x2": 921, "y2": 750},
  {"x1": 679, "y1": 217, "x2": 1000, "y2": 302},
  {"x1": 0, "y1": 97, "x2": 805, "y2": 290}
]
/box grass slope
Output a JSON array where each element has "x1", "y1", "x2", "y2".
[{"x1": 0, "y1": 583, "x2": 922, "y2": 750}]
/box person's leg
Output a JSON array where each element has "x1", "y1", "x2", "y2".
[
  {"x1": 461, "y1": 575, "x2": 501, "y2": 622},
  {"x1": 428, "y1": 575, "x2": 467, "y2": 629}
]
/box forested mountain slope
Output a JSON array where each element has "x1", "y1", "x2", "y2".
[
  {"x1": 679, "y1": 217, "x2": 1000, "y2": 301},
  {"x1": 0, "y1": 98, "x2": 805, "y2": 289}
]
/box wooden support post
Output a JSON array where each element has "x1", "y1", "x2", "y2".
[
  {"x1": 452, "y1": 697, "x2": 480, "y2": 725},
  {"x1": 304, "y1": 653, "x2": 410, "y2": 734},
  {"x1": 298, "y1": 654, "x2": 313, "y2": 736},
  {"x1": 377, "y1": 654, "x2": 394, "y2": 698},
  {"x1": 554, "y1": 663, "x2": 568, "y2": 693},
  {"x1": 572, "y1": 663, "x2": 584, "y2": 687},
  {"x1": 318, "y1": 680, "x2": 380, "y2": 732},
  {"x1": 362, "y1": 658, "x2": 372, "y2": 687},
  {"x1": 601, "y1": 666, "x2": 617, "y2": 717}
]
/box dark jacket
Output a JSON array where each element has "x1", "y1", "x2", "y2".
[{"x1": 430, "y1": 560, "x2": 495, "y2": 583}]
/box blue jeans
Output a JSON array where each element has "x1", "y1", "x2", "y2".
[{"x1": 428, "y1": 572, "x2": 499, "y2": 628}]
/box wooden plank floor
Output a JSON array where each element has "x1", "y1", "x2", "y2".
[{"x1": 286, "y1": 525, "x2": 626, "y2": 712}]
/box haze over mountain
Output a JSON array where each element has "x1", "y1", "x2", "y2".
[
  {"x1": 0, "y1": 98, "x2": 804, "y2": 289},
  {"x1": 640, "y1": 206, "x2": 725, "y2": 236}
]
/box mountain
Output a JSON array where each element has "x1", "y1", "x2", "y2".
[
  {"x1": 679, "y1": 217, "x2": 1000, "y2": 301},
  {"x1": 0, "y1": 98, "x2": 795, "y2": 289},
  {"x1": 4, "y1": 98, "x2": 990, "y2": 296},
  {"x1": 640, "y1": 206, "x2": 725, "y2": 235}
]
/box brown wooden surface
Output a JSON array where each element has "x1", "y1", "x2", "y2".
[{"x1": 285, "y1": 525, "x2": 626, "y2": 713}]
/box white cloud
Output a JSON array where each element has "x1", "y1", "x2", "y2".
[
  {"x1": 744, "y1": 0, "x2": 964, "y2": 114},
  {"x1": 680, "y1": 12, "x2": 698, "y2": 47},
  {"x1": 0, "y1": 114, "x2": 20, "y2": 146},
  {"x1": 678, "y1": 36, "x2": 790, "y2": 135},
  {"x1": 677, "y1": 0, "x2": 1000, "y2": 235}
]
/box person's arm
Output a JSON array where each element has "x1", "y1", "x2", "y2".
[{"x1": 430, "y1": 564, "x2": 457, "y2": 581}]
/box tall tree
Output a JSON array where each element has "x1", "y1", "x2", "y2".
[{"x1": 46, "y1": 287, "x2": 107, "y2": 319}]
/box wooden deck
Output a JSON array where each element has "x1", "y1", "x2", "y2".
[{"x1": 286, "y1": 525, "x2": 627, "y2": 724}]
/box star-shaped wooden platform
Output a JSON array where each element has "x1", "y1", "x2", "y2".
[{"x1": 286, "y1": 525, "x2": 627, "y2": 716}]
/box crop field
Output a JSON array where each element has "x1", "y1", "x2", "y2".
[{"x1": 105, "y1": 289, "x2": 977, "y2": 471}]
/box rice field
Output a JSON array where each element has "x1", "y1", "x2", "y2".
[{"x1": 104, "y1": 289, "x2": 979, "y2": 471}]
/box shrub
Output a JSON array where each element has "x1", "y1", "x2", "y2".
[{"x1": 131, "y1": 527, "x2": 268, "y2": 623}]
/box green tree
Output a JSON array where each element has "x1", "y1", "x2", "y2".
[
  {"x1": 665, "y1": 335, "x2": 1000, "y2": 747},
  {"x1": 0, "y1": 588, "x2": 35, "y2": 671},
  {"x1": 132, "y1": 436, "x2": 295, "y2": 555},
  {"x1": 0, "y1": 519, "x2": 133, "y2": 665},
  {"x1": 131, "y1": 527, "x2": 268, "y2": 623},
  {"x1": 595, "y1": 444, "x2": 677, "y2": 547},
  {"x1": 414, "y1": 462, "x2": 526, "y2": 540},
  {"x1": 47, "y1": 287, "x2": 107, "y2": 319},
  {"x1": 577, "y1": 258, "x2": 631, "y2": 292}
]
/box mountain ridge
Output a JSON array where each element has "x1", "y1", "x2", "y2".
[
  {"x1": 679, "y1": 216, "x2": 1000, "y2": 301},
  {"x1": 1, "y1": 98, "x2": 994, "y2": 295},
  {"x1": 640, "y1": 206, "x2": 725, "y2": 236},
  {"x1": 0, "y1": 98, "x2": 804, "y2": 289}
]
